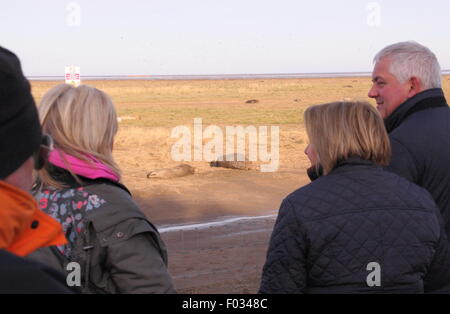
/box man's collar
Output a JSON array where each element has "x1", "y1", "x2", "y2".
[{"x1": 384, "y1": 88, "x2": 447, "y2": 133}]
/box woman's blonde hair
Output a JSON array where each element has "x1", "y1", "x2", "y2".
[
  {"x1": 37, "y1": 84, "x2": 121, "y2": 188},
  {"x1": 304, "y1": 101, "x2": 391, "y2": 175}
]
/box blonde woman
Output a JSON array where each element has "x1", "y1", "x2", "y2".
[
  {"x1": 28, "y1": 84, "x2": 175, "y2": 294},
  {"x1": 260, "y1": 101, "x2": 450, "y2": 294}
]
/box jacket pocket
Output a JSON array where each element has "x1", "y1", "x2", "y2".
[{"x1": 95, "y1": 218, "x2": 168, "y2": 263}]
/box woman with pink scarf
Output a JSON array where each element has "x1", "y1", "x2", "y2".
[{"x1": 28, "y1": 84, "x2": 175, "y2": 294}]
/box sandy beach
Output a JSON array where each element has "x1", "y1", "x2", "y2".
[
  {"x1": 160, "y1": 214, "x2": 277, "y2": 293},
  {"x1": 147, "y1": 170, "x2": 310, "y2": 293}
]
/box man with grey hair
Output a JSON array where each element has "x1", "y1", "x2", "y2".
[{"x1": 369, "y1": 41, "x2": 450, "y2": 238}]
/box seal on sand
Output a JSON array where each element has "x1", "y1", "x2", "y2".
[
  {"x1": 210, "y1": 154, "x2": 259, "y2": 171},
  {"x1": 147, "y1": 164, "x2": 196, "y2": 179}
]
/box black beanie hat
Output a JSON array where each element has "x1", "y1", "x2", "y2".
[{"x1": 0, "y1": 46, "x2": 42, "y2": 179}]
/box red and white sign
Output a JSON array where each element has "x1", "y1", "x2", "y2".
[{"x1": 65, "y1": 65, "x2": 81, "y2": 87}]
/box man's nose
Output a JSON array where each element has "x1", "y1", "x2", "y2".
[{"x1": 368, "y1": 85, "x2": 378, "y2": 98}]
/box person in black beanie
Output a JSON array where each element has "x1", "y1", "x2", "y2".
[
  {"x1": 0, "y1": 46, "x2": 73, "y2": 293},
  {"x1": 0, "y1": 47, "x2": 42, "y2": 181}
]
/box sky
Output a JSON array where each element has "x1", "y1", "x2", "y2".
[{"x1": 1, "y1": 0, "x2": 450, "y2": 76}]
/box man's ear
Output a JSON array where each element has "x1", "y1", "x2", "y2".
[{"x1": 408, "y1": 76, "x2": 422, "y2": 97}]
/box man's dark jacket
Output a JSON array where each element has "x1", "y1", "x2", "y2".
[
  {"x1": 260, "y1": 158, "x2": 450, "y2": 294},
  {"x1": 384, "y1": 88, "x2": 450, "y2": 238}
]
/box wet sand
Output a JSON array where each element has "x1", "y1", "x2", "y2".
[
  {"x1": 135, "y1": 170, "x2": 310, "y2": 294},
  {"x1": 160, "y1": 214, "x2": 278, "y2": 293}
]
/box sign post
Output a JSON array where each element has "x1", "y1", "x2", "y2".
[{"x1": 65, "y1": 65, "x2": 81, "y2": 87}]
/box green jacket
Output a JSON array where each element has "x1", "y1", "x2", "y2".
[{"x1": 28, "y1": 181, "x2": 176, "y2": 294}]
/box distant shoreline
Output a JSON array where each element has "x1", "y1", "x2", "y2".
[
  {"x1": 27, "y1": 72, "x2": 371, "y2": 81},
  {"x1": 27, "y1": 71, "x2": 450, "y2": 82}
]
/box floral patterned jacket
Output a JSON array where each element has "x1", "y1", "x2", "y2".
[{"x1": 27, "y1": 167, "x2": 176, "y2": 294}]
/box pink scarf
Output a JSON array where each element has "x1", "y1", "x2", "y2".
[{"x1": 48, "y1": 149, "x2": 120, "y2": 182}]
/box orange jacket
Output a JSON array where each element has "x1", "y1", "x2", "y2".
[{"x1": 0, "y1": 181, "x2": 67, "y2": 256}]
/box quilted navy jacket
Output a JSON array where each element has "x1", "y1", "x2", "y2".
[{"x1": 260, "y1": 157, "x2": 450, "y2": 294}]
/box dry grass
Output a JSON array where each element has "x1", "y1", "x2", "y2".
[
  {"x1": 32, "y1": 77, "x2": 450, "y2": 128},
  {"x1": 31, "y1": 77, "x2": 375, "y2": 127}
]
